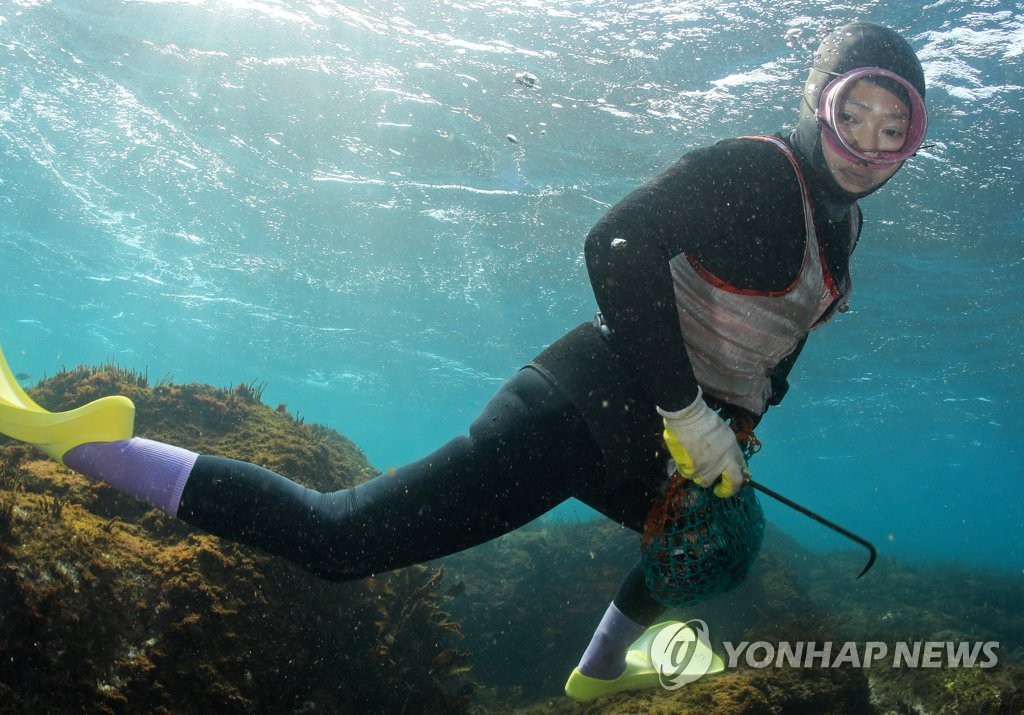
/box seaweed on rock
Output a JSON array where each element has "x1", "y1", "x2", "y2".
[
  {"x1": 365, "y1": 565, "x2": 474, "y2": 711},
  {"x1": 2, "y1": 364, "x2": 1022, "y2": 715},
  {"x1": 0, "y1": 365, "x2": 470, "y2": 714}
]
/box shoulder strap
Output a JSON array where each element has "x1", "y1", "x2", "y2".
[{"x1": 737, "y1": 135, "x2": 816, "y2": 247}]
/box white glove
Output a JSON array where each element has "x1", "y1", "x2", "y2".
[{"x1": 657, "y1": 387, "x2": 747, "y2": 498}]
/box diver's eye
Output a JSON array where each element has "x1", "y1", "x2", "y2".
[{"x1": 837, "y1": 111, "x2": 858, "y2": 126}]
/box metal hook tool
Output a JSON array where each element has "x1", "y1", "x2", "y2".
[{"x1": 745, "y1": 476, "x2": 877, "y2": 579}]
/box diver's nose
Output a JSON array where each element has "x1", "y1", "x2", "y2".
[{"x1": 846, "y1": 125, "x2": 882, "y2": 157}]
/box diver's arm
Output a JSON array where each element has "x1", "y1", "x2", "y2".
[
  {"x1": 587, "y1": 203, "x2": 757, "y2": 496},
  {"x1": 586, "y1": 140, "x2": 803, "y2": 498},
  {"x1": 584, "y1": 141, "x2": 791, "y2": 412},
  {"x1": 586, "y1": 200, "x2": 756, "y2": 497},
  {"x1": 584, "y1": 174, "x2": 702, "y2": 412}
]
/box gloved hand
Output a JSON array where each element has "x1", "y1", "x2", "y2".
[{"x1": 657, "y1": 387, "x2": 747, "y2": 498}]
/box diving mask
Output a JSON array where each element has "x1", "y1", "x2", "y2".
[{"x1": 817, "y1": 67, "x2": 928, "y2": 168}]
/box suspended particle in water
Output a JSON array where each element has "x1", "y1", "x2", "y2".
[{"x1": 514, "y1": 71, "x2": 538, "y2": 88}]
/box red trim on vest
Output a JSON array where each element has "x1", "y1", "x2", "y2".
[{"x1": 685, "y1": 254, "x2": 797, "y2": 297}]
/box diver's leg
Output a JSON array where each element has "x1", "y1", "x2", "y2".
[
  {"x1": 64, "y1": 438, "x2": 197, "y2": 515},
  {"x1": 565, "y1": 562, "x2": 667, "y2": 700},
  {"x1": 564, "y1": 438, "x2": 668, "y2": 689},
  {"x1": 588, "y1": 562, "x2": 666, "y2": 676},
  {"x1": 574, "y1": 600, "x2": 646, "y2": 681},
  {"x1": 174, "y1": 366, "x2": 603, "y2": 579},
  {"x1": 612, "y1": 561, "x2": 665, "y2": 626}
]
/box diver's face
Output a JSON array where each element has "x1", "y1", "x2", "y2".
[{"x1": 821, "y1": 79, "x2": 910, "y2": 193}]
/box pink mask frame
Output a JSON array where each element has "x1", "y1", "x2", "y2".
[{"x1": 817, "y1": 67, "x2": 928, "y2": 168}]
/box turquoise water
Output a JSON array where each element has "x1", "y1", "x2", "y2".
[{"x1": 1, "y1": 1, "x2": 1020, "y2": 573}]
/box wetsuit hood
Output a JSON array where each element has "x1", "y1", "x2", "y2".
[{"x1": 790, "y1": 22, "x2": 927, "y2": 207}]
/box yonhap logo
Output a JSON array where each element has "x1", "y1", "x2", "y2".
[
  {"x1": 645, "y1": 621, "x2": 1000, "y2": 694},
  {"x1": 648, "y1": 619, "x2": 718, "y2": 689}
]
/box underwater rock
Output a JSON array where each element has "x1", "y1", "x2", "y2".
[
  {"x1": 0, "y1": 365, "x2": 471, "y2": 714},
  {"x1": 2, "y1": 364, "x2": 1021, "y2": 714},
  {"x1": 443, "y1": 516, "x2": 1024, "y2": 713},
  {"x1": 440, "y1": 519, "x2": 639, "y2": 703},
  {"x1": 869, "y1": 658, "x2": 1024, "y2": 714}
]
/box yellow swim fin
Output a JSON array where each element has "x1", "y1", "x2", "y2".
[
  {"x1": 564, "y1": 621, "x2": 725, "y2": 702},
  {"x1": 0, "y1": 344, "x2": 135, "y2": 465}
]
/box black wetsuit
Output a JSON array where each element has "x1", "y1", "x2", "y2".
[
  {"x1": 585, "y1": 135, "x2": 860, "y2": 413},
  {"x1": 176, "y1": 134, "x2": 860, "y2": 622}
]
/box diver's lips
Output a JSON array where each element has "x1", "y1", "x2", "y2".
[{"x1": 836, "y1": 166, "x2": 877, "y2": 189}]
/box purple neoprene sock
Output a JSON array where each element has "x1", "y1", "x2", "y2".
[
  {"x1": 576, "y1": 602, "x2": 646, "y2": 680},
  {"x1": 63, "y1": 438, "x2": 198, "y2": 517}
]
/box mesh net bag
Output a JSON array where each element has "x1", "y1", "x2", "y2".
[{"x1": 640, "y1": 472, "x2": 765, "y2": 608}]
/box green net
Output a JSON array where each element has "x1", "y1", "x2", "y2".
[{"x1": 640, "y1": 473, "x2": 765, "y2": 608}]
